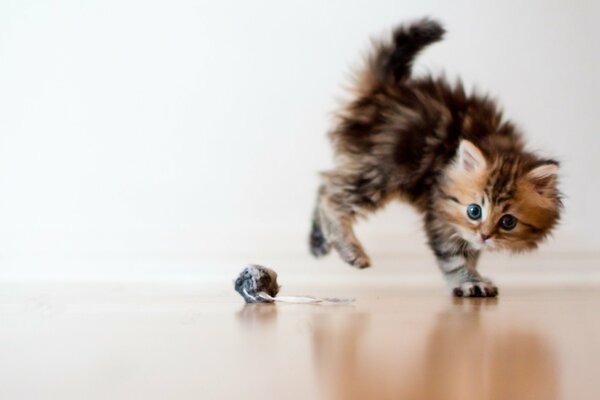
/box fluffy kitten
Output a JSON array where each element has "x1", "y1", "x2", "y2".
[{"x1": 309, "y1": 18, "x2": 562, "y2": 297}]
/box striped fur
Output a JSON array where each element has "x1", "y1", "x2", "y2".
[{"x1": 309, "y1": 18, "x2": 563, "y2": 297}]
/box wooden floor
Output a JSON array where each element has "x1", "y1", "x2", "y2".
[{"x1": 1, "y1": 283, "x2": 599, "y2": 400}]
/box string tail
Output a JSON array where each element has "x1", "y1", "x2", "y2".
[{"x1": 257, "y1": 292, "x2": 355, "y2": 304}]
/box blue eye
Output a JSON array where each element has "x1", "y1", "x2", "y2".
[
  {"x1": 500, "y1": 214, "x2": 517, "y2": 230},
  {"x1": 467, "y1": 204, "x2": 482, "y2": 220}
]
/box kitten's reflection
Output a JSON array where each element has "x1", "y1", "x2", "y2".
[{"x1": 311, "y1": 298, "x2": 558, "y2": 400}]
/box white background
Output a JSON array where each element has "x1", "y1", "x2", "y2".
[{"x1": 1, "y1": 0, "x2": 598, "y2": 281}]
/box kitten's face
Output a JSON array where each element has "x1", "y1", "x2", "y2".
[{"x1": 439, "y1": 141, "x2": 561, "y2": 252}]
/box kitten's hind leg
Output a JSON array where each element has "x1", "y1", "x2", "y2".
[
  {"x1": 330, "y1": 220, "x2": 371, "y2": 269},
  {"x1": 309, "y1": 204, "x2": 331, "y2": 257},
  {"x1": 311, "y1": 183, "x2": 371, "y2": 269}
]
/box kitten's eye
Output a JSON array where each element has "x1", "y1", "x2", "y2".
[
  {"x1": 500, "y1": 214, "x2": 517, "y2": 230},
  {"x1": 466, "y1": 204, "x2": 482, "y2": 220}
]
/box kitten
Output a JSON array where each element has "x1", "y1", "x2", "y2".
[{"x1": 309, "y1": 18, "x2": 562, "y2": 297}]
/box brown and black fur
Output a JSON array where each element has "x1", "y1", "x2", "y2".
[{"x1": 309, "y1": 18, "x2": 562, "y2": 297}]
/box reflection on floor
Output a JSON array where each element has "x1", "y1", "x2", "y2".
[
  {"x1": 1, "y1": 284, "x2": 599, "y2": 400},
  {"x1": 307, "y1": 297, "x2": 558, "y2": 400}
]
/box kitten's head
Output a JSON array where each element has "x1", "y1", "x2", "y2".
[{"x1": 439, "y1": 140, "x2": 562, "y2": 252}]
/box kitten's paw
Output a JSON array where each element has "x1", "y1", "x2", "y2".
[
  {"x1": 334, "y1": 242, "x2": 371, "y2": 268},
  {"x1": 310, "y1": 240, "x2": 331, "y2": 258},
  {"x1": 452, "y1": 281, "x2": 498, "y2": 298},
  {"x1": 340, "y1": 246, "x2": 371, "y2": 268},
  {"x1": 348, "y1": 253, "x2": 371, "y2": 269},
  {"x1": 309, "y1": 222, "x2": 331, "y2": 257}
]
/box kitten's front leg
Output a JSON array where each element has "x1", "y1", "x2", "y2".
[{"x1": 436, "y1": 251, "x2": 498, "y2": 297}]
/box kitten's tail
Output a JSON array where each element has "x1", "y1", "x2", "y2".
[{"x1": 364, "y1": 18, "x2": 445, "y2": 88}]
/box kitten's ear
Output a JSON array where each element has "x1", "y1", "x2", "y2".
[
  {"x1": 457, "y1": 140, "x2": 487, "y2": 173},
  {"x1": 525, "y1": 162, "x2": 559, "y2": 192}
]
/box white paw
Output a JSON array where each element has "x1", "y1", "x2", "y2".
[{"x1": 452, "y1": 280, "x2": 498, "y2": 297}]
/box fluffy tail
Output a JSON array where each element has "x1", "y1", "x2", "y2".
[{"x1": 367, "y1": 18, "x2": 445, "y2": 86}]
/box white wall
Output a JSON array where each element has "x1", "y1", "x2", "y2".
[{"x1": 0, "y1": 0, "x2": 598, "y2": 280}]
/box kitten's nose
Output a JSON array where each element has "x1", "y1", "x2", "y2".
[{"x1": 480, "y1": 233, "x2": 491, "y2": 242}]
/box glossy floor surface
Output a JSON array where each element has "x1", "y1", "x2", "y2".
[{"x1": 1, "y1": 283, "x2": 599, "y2": 400}]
